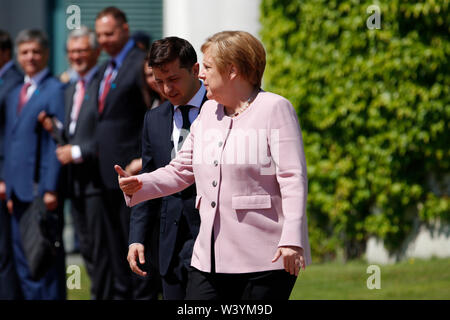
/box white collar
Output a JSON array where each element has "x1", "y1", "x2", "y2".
[{"x1": 24, "y1": 67, "x2": 49, "y2": 86}]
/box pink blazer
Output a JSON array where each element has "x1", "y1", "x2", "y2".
[{"x1": 125, "y1": 91, "x2": 311, "y2": 273}]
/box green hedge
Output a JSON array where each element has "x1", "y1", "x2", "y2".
[{"x1": 260, "y1": 0, "x2": 449, "y2": 261}]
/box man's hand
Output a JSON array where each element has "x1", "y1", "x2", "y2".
[
  {"x1": 37, "y1": 111, "x2": 54, "y2": 133},
  {"x1": 56, "y1": 145, "x2": 73, "y2": 165},
  {"x1": 272, "y1": 245, "x2": 306, "y2": 276},
  {"x1": 114, "y1": 165, "x2": 142, "y2": 196},
  {"x1": 125, "y1": 158, "x2": 142, "y2": 176},
  {"x1": 0, "y1": 181, "x2": 6, "y2": 201},
  {"x1": 127, "y1": 243, "x2": 147, "y2": 277},
  {"x1": 43, "y1": 192, "x2": 58, "y2": 211},
  {"x1": 6, "y1": 199, "x2": 13, "y2": 215}
]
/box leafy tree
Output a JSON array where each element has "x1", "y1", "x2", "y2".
[{"x1": 261, "y1": 0, "x2": 449, "y2": 261}]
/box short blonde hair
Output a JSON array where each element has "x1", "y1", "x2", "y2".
[{"x1": 201, "y1": 31, "x2": 266, "y2": 88}]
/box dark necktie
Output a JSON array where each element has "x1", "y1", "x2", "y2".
[{"x1": 178, "y1": 105, "x2": 193, "y2": 150}]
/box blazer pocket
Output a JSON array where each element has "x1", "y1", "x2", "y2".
[
  {"x1": 195, "y1": 195, "x2": 202, "y2": 209},
  {"x1": 231, "y1": 194, "x2": 272, "y2": 210}
]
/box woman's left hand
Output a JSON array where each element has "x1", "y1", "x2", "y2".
[{"x1": 272, "y1": 246, "x2": 305, "y2": 276}]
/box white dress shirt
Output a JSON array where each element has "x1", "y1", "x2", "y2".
[{"x1": 172, "y1": 84, "x2": 206, "y2": 153}]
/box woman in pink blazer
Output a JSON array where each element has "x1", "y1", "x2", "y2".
[{"x1": 116, "y1": 31, "x2": 311, "y2": 299}]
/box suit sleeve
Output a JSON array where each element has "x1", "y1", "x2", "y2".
[
  {"x1": 0, "y1": 98, "x2": 5, "y2": 181},
  {"x1": 79, "y1": 139, "x2": 97, "y2": 162},
  {"x1": 124, "y1": 112, "x2": 200, "y2": 207},
  {"x1": 40, "y1": 83, "x2": 65, "y2": 193},
  {"x1": 129, "y1": 110, "x2": 161, "y2": 245},
  {"x1": 267, "y1": 98, "x2": 309, "y2": 250}
]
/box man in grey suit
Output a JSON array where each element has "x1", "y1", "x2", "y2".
[
  {"x1": 0, "y1": 29, "x2": 23, "y2": 300},
  {"x1": 39, "y1": 26, "x2": 113, "y2": 300}
]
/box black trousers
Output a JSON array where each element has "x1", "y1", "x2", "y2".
[
  {"x1": 185, "y1": 230, "x2": 297, "y2": 300},
  {"x1": 70, "y1": 193, "x2": 113, "y2": 299},
  {"x1": 185, "y1": 268, "x2": 297, "y2": 300},
  {"x1": 0, "y1": 200, "x2": 22, "y2": 299},
  {"x1": 102, "y1": 188, "x2": 160, "y2": 300}
]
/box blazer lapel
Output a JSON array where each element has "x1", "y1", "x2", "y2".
[
  {"x1": 71, "y1": 69, "x2": 100, "y2": 137},
  {"x1": 13, "y1": 72, "x2": 51, "y2": 131},
  {"x1": 64, "y1": 83, "x2": 76, "y2": 137},
  {"x1": 160, "y1": 103, "x2": 175, "y2": 162},
  {"x1": 102, "y1": 46, "x2": 139, "y2": 117}
]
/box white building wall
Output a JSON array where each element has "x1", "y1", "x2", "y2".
[
  {"x1": 163, "y1": 0, "x2": 261, "y2": 62},
  {"x1": 366, "y1": 219, "x2": 450, "y2": 264}
]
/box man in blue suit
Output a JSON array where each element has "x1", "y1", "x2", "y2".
[
  {"x1": 127, "y1": 37, "x2": 206, "y2": 299},
  {"x1": 3, "y1": 29, "x2": 66, "y2": 299},
  {"x1": 0, "y1": 29, "x2": 23, "y2": 300}
]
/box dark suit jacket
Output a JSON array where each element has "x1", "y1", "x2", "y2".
[
  {"x1": 129, "y1": 95, "x2": 207, "y2": 277},
  {"x1": 96, "y1": 46, "x2": 147, "y2": 190},
  {"x1": 3, "y1": 70, "x2": 65, "y2": 202},
  {"x1": 62, "y1": 69, "x2": 103, "y2": 198},
  {"x1": 0, "y1": 64, "x2": 23, "y2": 181}
]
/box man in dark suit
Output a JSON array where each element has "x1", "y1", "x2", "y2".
[
  {"x1": 94, "y1": 7, "x2": 157, "y2": 299},
  {"x1": 0, "y1": 29, "x2": 23, "y2": 300},
  {"x1": 38, "y1": 26, "x2": 114, "y2": 300},
  {"x1": 3, "y1": 29, "x2": 65, "y2": 300},
  {"x1": 127, "y1": 37, "x2": 206, "y2": 299}
]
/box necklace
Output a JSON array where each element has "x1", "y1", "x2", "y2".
[{"x1": 230, "y1": 89, "x2": 259, "y2": 118}]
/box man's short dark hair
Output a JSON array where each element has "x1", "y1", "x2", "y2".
[
  {"x1": 96, "y1": 6, "x2": 127, "y2": 24},
  {"x1": 0, "y1": 30, "x2": 12, "y2": 53},
  {"x1": 148, "y1": 37, "x2": 197, "y2": 70},
  {"x1": 15, "y1": 29, "x2": 49, "y2": 51}
]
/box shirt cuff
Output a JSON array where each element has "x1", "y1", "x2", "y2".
[{"x1": 71, "y1": 145, "x2": 83, "y2": 164}]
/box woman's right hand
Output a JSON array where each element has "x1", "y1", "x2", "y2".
[{"x1": 114, "y1": 165, "x2": 143, "y2": 196}]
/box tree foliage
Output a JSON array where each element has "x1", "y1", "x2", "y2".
[{"x1": 260, "y1": 0, "x2": 450, "y2": 260}]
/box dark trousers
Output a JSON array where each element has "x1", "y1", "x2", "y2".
[
  {"x1": 185, "y1": 268, "x2": 297, "y2": 300},
  {"x1": 185, "y1": 229, "x2": 297, "y2": 300},
  {"x1": 103, "y1": 188, "x2": 160, "y2": 299},
  {"x1": 70, "y1": 193, "x2": 113, "y2": 299},
  {"x1": 0, "y1": 200, "x2": 22, "y2": 299},
  {"x1": 161, "y1": 266, "x2": 189, "y2": 300},
  {"x1": 10, "y1": 194, "x2": 66, "y2": 300},
  {"x1": 133, "y1": 224, "x2": 162, "y2": 300}
]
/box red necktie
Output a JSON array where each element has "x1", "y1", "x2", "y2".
[
  {"x1": 98, "y1": 60, "x2": 116, "y2": 114},
  {"x1": 72, "y1": 79, "x2": 86, "y2": 121},
  {"x1": 17, "y1": 81, "x2": 32, "y2": 114}
]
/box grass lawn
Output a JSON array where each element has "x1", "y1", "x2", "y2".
[
  {"x1": 290, "y1": 257, "x2": 450, "y2": 300},
  {"x1": 67, "y1": 257, "x2": 450, "y2": 300}
]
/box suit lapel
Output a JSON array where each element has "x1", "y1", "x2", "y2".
[
  {"x1": 160, "y1": 103, "x2": 175, "y2": 162},
  {"x1": 13, "y1": 72, "x2": 51, "y2": 131},
  {"x1": 64, "y1": 83, "x2": 76, "y2": 137},
  {"x1": 71, "y1": 69, "x2": 100, "y2": 137},
  {"x1": 101, "y1": 46, "x2": 139, "y2": 117}
]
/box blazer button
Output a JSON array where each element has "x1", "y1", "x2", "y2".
[
  {"x1": 212, "y1": 180, "x2": 217, "y2": 187},
  {"x1": 214, "y1": 160, "x2": 218, "y2": 167},
  {"x1": 211, "y1": 201, "x2": 216, "y2": 208},
  {"x1": 173, "y1": 220, "x2": 178, "y2": 225},
  {"x1": 218, "y1": 141, "x2": 223, "y2": 147}
]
